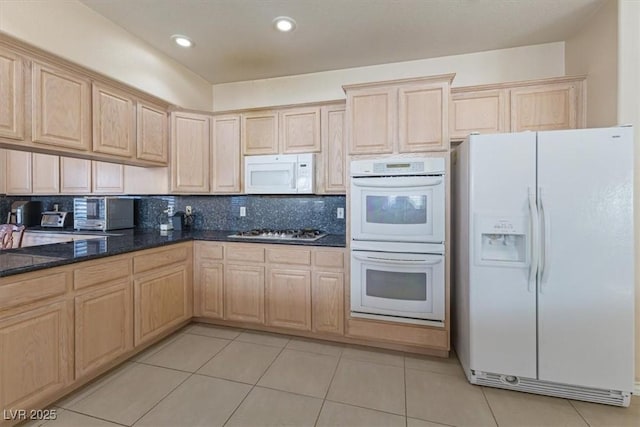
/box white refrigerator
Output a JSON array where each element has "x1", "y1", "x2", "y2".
[{"x1": 453, "y1": 127, "x2": 634, "y2": 406}]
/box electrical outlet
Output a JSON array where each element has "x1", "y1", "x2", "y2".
[
  {"x1": 337, "y1": 207, "x2": 344, "y2": 219},
  {"x1": 185, "y1": 206, "x2": 192, "y2": 215},
  {"x1": 167, "y1": 205, "x2": 174, "y2": 217},
  {"x1": 240, "y1": 206, "x2": 246, "y2": 217}
]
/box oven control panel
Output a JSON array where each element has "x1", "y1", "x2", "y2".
[{"x1": 351, "y1": 156, "x2": 445, "y2": 176}]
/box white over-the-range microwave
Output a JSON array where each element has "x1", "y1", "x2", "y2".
[{"x1": 244, "y1": 153, "x2": 314, "y2": 194}]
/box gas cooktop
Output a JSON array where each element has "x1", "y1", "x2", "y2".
[{"x1": 228, "y1": 228, "x2": 327, "y2": 241}]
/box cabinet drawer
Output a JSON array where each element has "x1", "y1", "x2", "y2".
[
  {"x1": 0, "y1": 270, "x2": 70, "y2": 311},
  {"x1": 196, "y1": 242, "x2": 224, "y2": 261},
  {"x1": 134, "y1": 245, "x2": 189, "y2": 274},
  {"x1": 267, "y1": 248, "x2": 311, "y2": 266},
  {"x1": 313, "y1": 250, "x2": 344, "y2": 269},
  {"x1": 74, "y1": 257, "x2": 131, "y2": 290},
  {"x1": 226, "y1": 245, "x2": 265, "y2": 263}
]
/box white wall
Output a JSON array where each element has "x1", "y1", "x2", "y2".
[
  {"x1": 566, "y1": 0, "x2": 618, "y2": 127},
  {"x1": 617, "y1": 0, "x2": 640, "y2": 387},
  {"x1": 212, "y1": 42, "x2": 565, "y2": 111},
  {"x1": 0, "y1": 0, "x2": 212, "y2": 110}
]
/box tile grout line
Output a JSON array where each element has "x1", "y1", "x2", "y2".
[
  {"x1": 480, "y1": 386, "x2": 500, "y2": 427},
  {"x1": 568, "y1": 399, "x2": 593, "y2": 427},
  {"x1": 221, "y1": 337, "x2": 290, "y2": 426},
  {"x1": 128, "y1": 333, "x2": 234, "y2": 426},
  {"x1": 403, "y1": 355, "x2": 408, "y2": 426},
  {"x1": 312, "y1": 345, "x2": 344, "y2": 426},
  {"x1": 59, "y1": 408, "x2": 130, "y2": 427}
]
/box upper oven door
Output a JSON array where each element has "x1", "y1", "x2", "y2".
[{"x1": 351, "y1": 175, "x2": 445, "y2": 243}]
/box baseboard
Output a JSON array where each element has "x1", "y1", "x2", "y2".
[{"x1": 635, "y1": 381, "x2": 640, "y2": 395}]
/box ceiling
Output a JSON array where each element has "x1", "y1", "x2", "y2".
[{"x1": 81, "y1": 0, "x2": 605, "y2": 85}]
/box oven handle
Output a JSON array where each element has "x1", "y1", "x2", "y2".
[
  {"x1": 351, "y1": 177, "x2": 442, "y2": 188},
  {"x1": 352, "y1": 254, "x2": 442, "y2": 265}
]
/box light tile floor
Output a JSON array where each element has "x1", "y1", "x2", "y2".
[{"x1": 26, "y1": 323, "x2": 640, "y2": 427}]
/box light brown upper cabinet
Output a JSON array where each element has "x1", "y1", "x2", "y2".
[
  {"x1": 5, "y1": 150, "x2": 32, "y2": 194},
  {"x1": 92, "y1": 82, "x2": 135, "y2": 158},
  {"x1": 450, "y1": 89, "x2": 508, "y2": 140},
  {"x1": 242, "y1": 111, "x2": 278, "y2": 155},
  {"x1": 0, "y1": 34, "x2": 170, "y2": 167},
  {"x1": 280, "y1": 107, "x2": 321, "y2": 153},
  {"x1": 344, "y1": 75, "x2": 454, "y2": 155},
  {"x1": 242, "y1": 107, "x2": 322, "y2": 156},
  {"x1": 32, "y1": 153, "x2": 60, "y2": 194},
  {"x1": 6, "y1": 151, "x2": 60, "y2": 195},
  {"x1": 170, "y1": 112, "x2": 210, "y2": 193},
  {"x1": 450, "y1": 76, "x2": 586, "y2": 140},
  {"x1": 60, "y1": 157, "x2": 92, "y2": 194},
  {"x1": 211, "y1": 115, "x2": 241, "y2": 193},
  {"x1": 32, "y1": 62, "x2": 91, "y2": 151},
  {"x1": 510, "y1": 79, "x2": 585, "y2": 132},
  {"x1": 136, "y1": 101, "x2": 168, "y2": 164},
  {"x1": 92, "y1": 161, "x2": 124, "y2": 194},
  {"x1": 398, "y1": 82, "x2": 449, "y2": 152},
  {"x1": 0, "y1": 46, "x2": 24, "y2": 141},
  {"x1": 317, "y1": 104, "x2": 346, "y2": 194},
  {"x1": 345, "y1": 86, "x2": 395, "y2": 155}
]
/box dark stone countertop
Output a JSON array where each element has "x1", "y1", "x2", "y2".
[{"x1": 0, "y1": 228, "x2": 346, "y2": 278}]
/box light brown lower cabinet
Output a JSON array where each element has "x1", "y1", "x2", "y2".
[
  {"x1": 0, "y1": 299, "x2": 73, "y2": 414},
  {"x1": 196, "y1": 262, "x2": 224, "y2": 319},
  {"x1": 224, "y1": 264, "x2": 265, "y2": 324},
  {"x1": 266, "y1": 268, "x2": 311, "y2": 330},
  {"x1": 312, "y1": 271, "x2": 344, "y2": 335},
  {"x1": 134, "y1": 264, "x2": 192, "y2": 346},
  {"x1": 74, "y1": 279, "x2": 133, "y2": 378}
]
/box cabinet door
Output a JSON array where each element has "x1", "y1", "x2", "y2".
[
  {"x1": 319, "y1": 105, "x2": 346, "y2": 194},
  {"x1": 75, "y1": 279, "x2": 133, "y2": 378},
  {"x1": 170, "y1": 112, "x2": 210, "y2": 193},
  {"x1": 280, "y1": 107, "x2": 321, "y2": 153},
  {"x1": 92, "y1": 161, "x2": 124, "y2": 194},
  {"x1": 137, "y1": 101, "x2": 167, "y2": 164},
  {"x1": 450, "y1": 89, "x2": 508, "y2": 140},
  {"x1": 346, "y1": 86, "x2": 395, "y2": 155},
  {"x1": 92, "y1": 83, "x2": 135, "y2": 157},
  {"x1": 0, "y1": 46, "x2": 24, "y2": 140},
  {"x1": 32, "y1": 153, "x2": 60, "y2": 194},
  {"x1": 224, "y1": 264, "x2": 264, "y2": 324},
  {"x1": 0, "y1": 300, "x2": 72, "y2": 413},
  {"x1": 312, "y1": 271, "x2": 344, "y2": 335},
  {"x1": 195, "y1": 262, "x2": 224, "y2": 318},
  {"x1": 134, "y1": 264, "x2": 191, "y2": 346},
  {"x1": 5, "y1": 149, "x2": 32, "y2": 194},
  {"x1": 398, "y1": 83, "x2": 448, "y2": 152},
  {"x1": 510, "y1": 83, "x2": 580, "y2": 132},
  {"x1": 241, "y1": 111, "x2": 278, "y2": 155},
  {"x1": 266, "y1": 268, "x2": 311, "y2": 331},
  {"x1": 124, "y1": 165, "x2": 169, "y2": 195},
  {"x1": 32, "y1": 62, "x2": 91, "y2": 151},
  {"x1": 211, "y1": 115, "x2": 241, "y2": 193},
  {"x1": 60, "y1": 157, "x2": 92, "y2": 194}
]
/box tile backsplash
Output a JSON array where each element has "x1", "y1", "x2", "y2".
[{"x1": 0, "y1": 194, "x2": 346, "y2": 234}]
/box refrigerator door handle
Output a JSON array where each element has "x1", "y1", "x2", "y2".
[
  {"x1": 528, "y1": 188, "x2": 539, "y2": 293},
  {"x1": 538, "y1": 187, "x2": 550, "y2": 290}
]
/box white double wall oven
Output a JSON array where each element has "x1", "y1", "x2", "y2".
[{"x1": 350, "y1": 157, "x2": 446, "y2": 325}]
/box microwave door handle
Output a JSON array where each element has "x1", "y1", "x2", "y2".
[
  {"x1": 351, "y1": 178, "x2": 442, "y2": 188},
  {"x1": 352, "y1": 254, "x2": 442, "y2": 265}
]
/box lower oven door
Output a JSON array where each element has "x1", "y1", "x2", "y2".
[{"x1": 351, "y1": 250, "x2": 445, "y2": 321}]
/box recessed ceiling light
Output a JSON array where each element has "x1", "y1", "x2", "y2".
[
  {"x1": 273, "y1": 16, "x2": 296, "y2": 32},
  {"x1": 171, "y1": 35, "x2": 194, "y2": 48}
]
